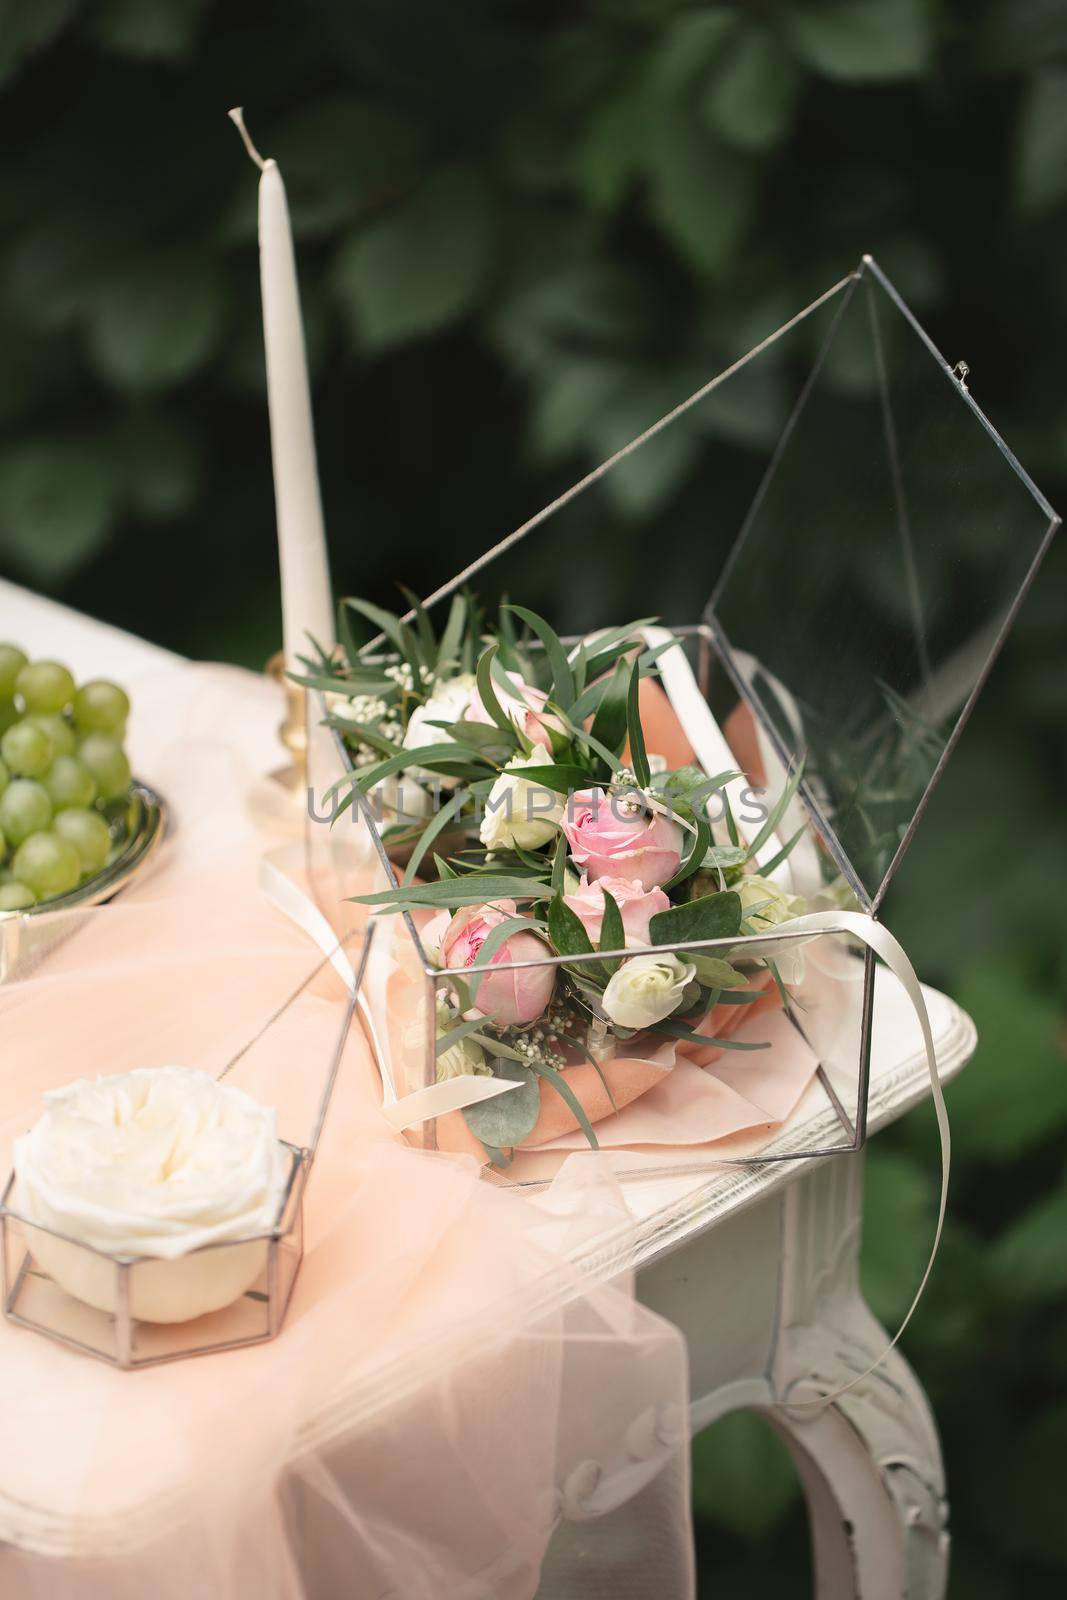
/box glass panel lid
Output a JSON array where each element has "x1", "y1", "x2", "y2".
[{"x1": 705, "y1": 256, "x2": 1059, "y2": 910}]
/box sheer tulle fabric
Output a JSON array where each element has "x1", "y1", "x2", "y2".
[{"x1": 0, "y1": 664, "x2": 693, "y2": 1599}]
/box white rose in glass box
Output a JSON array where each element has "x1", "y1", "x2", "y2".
[{"x1": 14, "y1": 1066, "x2": 287, "y2": 1323}]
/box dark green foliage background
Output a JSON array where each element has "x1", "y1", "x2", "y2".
[{"x1": 1, "y1": 3, "x2": 1065, "y2": 1593}]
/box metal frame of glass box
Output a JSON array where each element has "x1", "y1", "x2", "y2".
[{"x1": 305, "y1": 254, "x2": 1059, "y2": 1178}]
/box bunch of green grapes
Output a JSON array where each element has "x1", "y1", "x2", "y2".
[{"x1": 0, "y1": 646, "x2": 131, "y2": 913}]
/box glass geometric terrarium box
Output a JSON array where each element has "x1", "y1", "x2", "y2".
[
  {"x1": 0, "y1": 895, "x2": 362, "y2": 1367},
  {"x1": 304, "y1": 256, "x2": 1058, "y2": 1182}
]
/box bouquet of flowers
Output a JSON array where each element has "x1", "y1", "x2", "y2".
[{"x1": 299, "y1": 594, "x2": 808, "y2": 1165}]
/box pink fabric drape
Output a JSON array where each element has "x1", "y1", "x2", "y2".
[{"x1": 0, "y1": 665, "x2": 694, "y2": 1599}]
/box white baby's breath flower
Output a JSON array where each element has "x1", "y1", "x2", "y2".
[
  {"x1": 602, "y1": 953, "x2": 696, "y2": 1030},
  {"x1": 480, "y1": 752, "x2": 565, "y2": 851}
]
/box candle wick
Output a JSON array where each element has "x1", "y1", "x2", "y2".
[{"x1": 228, "y1": 106, "x2": 268, "y2": 172}]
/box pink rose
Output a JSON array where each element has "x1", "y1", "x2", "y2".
[
  {"x1": 563, "y1": 875, "x2": 669, "y2": 949},
  {"x1": 467, "y1": 670, "x2": 563, "y2": 750},
  {"x1": 441, "y1": 899, "x2": 555, "y2": 1025},
  {"x1": 561, "y1": 790, "x2": 683, "y2": 891}
]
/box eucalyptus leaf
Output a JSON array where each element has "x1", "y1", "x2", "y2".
[
  {"x1": 462, "y1": 1061, "x2": 542, "y2": 1147},
  {"x1": 649, "y1": 891, "x2": 742, "y2": 946}
]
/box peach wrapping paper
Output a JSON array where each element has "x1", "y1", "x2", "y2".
[{"x1": 0, "y1": 665, "x2": 693, "y2": 1600}]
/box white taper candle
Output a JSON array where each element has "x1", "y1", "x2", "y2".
[{"x1": 230, "y1": 108, "x2": 335, "y2": 672}]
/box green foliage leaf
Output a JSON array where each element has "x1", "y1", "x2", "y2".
[
  {"x1": 645, "y1": 111, "x2": 758, "y2": 278},
  {"x1": 403, "y1": 790, "x2": 465, "y2": 886},
  {"x1": 351, "y1": 876, "x2": 552, "y2": 910},
  {"x1": 989, "y1": 1174, "x2": 1067, "y2": 1306},
  {"x1": 85, "y1": 260, "x2": 226, "y2": 394},
  {"x1": 702, "y1": 27, "x2": 802, "y2": 152},
  {"x1": 691, "y1": 1411, "x2": 800, "y2": 1538},
  {"x1": 0, "y1": 0, "x2": 79, "y2": 83},
  {"x1": 503, "y1": 604, "x2": 574, "y2": 709},
  {"x1": 599, "y1": 889, "x2": 626, "y2": 973},
  {"x1": 93, "y1": 0, "x2": 207, "y2": 60},
  {"x1": 333, "y1": 167, "x2": 493, "y2": 350},
  {"x1": 548, "y1": 891, "x2": 594, "y2": 958},
  {"x1": 462, "y1": 1061, "x2": 542, "y2": 1148},
  {"x1": 783, "y1": 0, "x2": 931, "y2": 82},
  {"x1": 860, "y1": 1147, "x2": 935, "y2": 1323},
  {"x1": 649, "y1": 891, "x2": 742, "y2": 946},
  {"x1": 625, "y1": 659, "x2": 650, "y2": 786},
  {"x1": 588, "y1": 655, "x2": 631, "y2": 762},
  {"x1": 114, "y1": 413, "x2": 202, "y2": 521},
  {"x1": 946, "y1": 958, "x2": 1067, "y2": 1161},
  {"x1": 527, "y1": 1056, "x2": 599, "y2": 1150},
  {"x1": 274, "y1": 96, "x2": 425, "y2": 236},
  {"x1": 1016, "y1": 68, "x2": 1067, "y2": 216},
  {"x1": 0, "y1": 438, "x2": 121, "y2": 583}
]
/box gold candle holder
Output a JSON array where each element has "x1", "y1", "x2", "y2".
[{"x1": 264, "y1": 651, "x2": 308, "y2": 800}]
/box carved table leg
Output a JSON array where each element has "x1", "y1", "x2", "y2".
[
  {"x1": 767, "y1": 1153, "x2": 949, "y2": 1599},
  {"x1": 635, "y1": 1152, "x2": 949, "y2": 1599}
]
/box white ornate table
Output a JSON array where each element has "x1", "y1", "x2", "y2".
[{"x1": 0, "y1": 579, "x2": 973, "y2": 1598}]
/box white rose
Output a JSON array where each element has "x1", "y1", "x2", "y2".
[
  {"x1": 736, "y1": 874, "x2": 804, "y2": 930},
  {"x1": 602, "y1": 953, "x2": 696, "y2": 1030},
  {"x1": 736, "y1": 874, "x2": 807, "y2": 984},
  {"x1": 480, "y1": 752, "x2": 565, "y2": 851},
  {"x1": 14, "y1": 1067, "x2": 287, "y2": 1324},
  {"x1": 435, "y1": 1032, "x2": 492, "y2": 1083},
  {"x1": 402, "y1": 674, "x2": 477, "y2": 785}
]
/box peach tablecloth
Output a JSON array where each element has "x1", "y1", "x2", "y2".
[{"x1": 0, "y1": 665, "x2": 693, "y2": 1600}]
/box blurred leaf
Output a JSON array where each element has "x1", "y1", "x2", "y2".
[
  {"x1": 586, "y1": 367, "x2": 706, "y2": 514},
  {"x1": 974, "y1": 0, "x2": 1067, "y2": 73},
  {"x1": 985, "y1": 1402, "x2": 1067, "y2": 1565},
  {"x1": 0, "y1": 0, "x2": 79, "y2": 83},
  {"x1": 783, "y1": 0, "x2": 932, "y2": 82},
  {"x1": 646, "y1": 113, "x2": 758, "y2": 278},
  {"x1": 946, "y1": 957, "x2": 1067, "y2": 1162},
  {"x1": 0, "y1": 438, "x2": 120, "y2": 583},
  {"x1": 690, "y1": 361, "x2": 791, "y2": 448},
  {"x1": 493, "y1": 260, "x2": 647, "y2": 375},
  {"x1": 93, "y1": 0, "x2": 208, "y2": 59},
  {"x1": 702, "y1": 27, "x2": 802, "y2": 152},
  {"x1": 275, "y1": 97, "x2": 425, "y2": 236},
  {"x1": 989, "y1": 1172, "x2": 1067, "y2": 1306},
  {"x1": 5, "y1": 217, "x2": 130, "y2": 330},
  {"x1": 528, "y1": 358, "x2": 629, "y2": 462},
  {"x1": 691, "y1": 1411, "x2": 800, "y2": 1539},
  {"x1": 86, "y1": 260, "x2": 227, "y2": 394},
  {"x1": 643, "y1": 7, "x2": 738, "y2": 99},
  {"x1": 333, "y1": 167, "x2": 493, "y2": 350},
  {"x1": 1016, "y1": 68, "x2": 1067, "y2": 217},
  {"x1": 573, "y1": 90, "x2": 648, "y2": 211},
  {"x1": 860, "y1": 1147, "x2": 935, "y2": 1322},
  {"x1": 868, "y1": 235, "x2": 945, "y2": 308},
  {"x1": 113, "y1": 414, "x2": 202, "y2": 521}
]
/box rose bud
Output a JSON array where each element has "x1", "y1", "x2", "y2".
[{"x1": 441, "y1": 900, "x2": 555, "y2": 1025}]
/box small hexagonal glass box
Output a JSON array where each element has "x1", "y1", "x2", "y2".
[{"x1": 0, "y1": 902, "x2": 363, "y2": 1368}]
